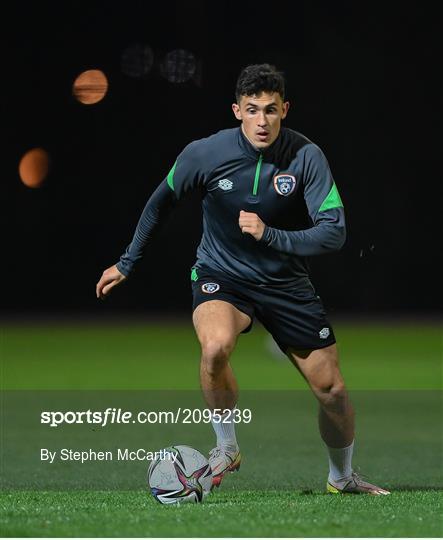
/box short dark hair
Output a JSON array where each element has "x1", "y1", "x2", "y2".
[{"x1": 235, "y1": 63, "x2": 285, "y2": 102}]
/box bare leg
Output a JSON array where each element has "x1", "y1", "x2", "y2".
[
  {"x1": 287, "y1": 344, "x2": 390, "y2": 494},
  {"x1": 287, "y1": 344, "x2": 354, "y2": 448},
  {"x1": 193, "y1": 300, "x2": 251, "y2": 411},
  {"x1": 193, "y1": 300, "x2": 249, "y2": 486}
]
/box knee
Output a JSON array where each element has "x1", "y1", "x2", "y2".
[
  {"x1": 314, "y1": 381, "x2": 349, "y2": 410},
  {"x1": 200, "y1": 338, "x2": 234, "y2": 377}
]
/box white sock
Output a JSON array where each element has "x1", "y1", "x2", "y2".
[
  {"x1": 211, "y1": 408, "x2": 238, "y2": 451},
  {"x1": 327, "y1": 441, "x2": 354, "y2": 483}
]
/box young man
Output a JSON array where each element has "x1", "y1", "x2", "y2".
[{"x1": 96, "y1": 64, "x2": 390, "y2": 495}]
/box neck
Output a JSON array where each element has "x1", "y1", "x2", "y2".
[{"x1": 241, "y1": 124, "x2": 261, "y2": 151}]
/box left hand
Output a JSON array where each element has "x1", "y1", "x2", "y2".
[{"x1": 239, "y1": 210, "x2": 265, "y2": 241}]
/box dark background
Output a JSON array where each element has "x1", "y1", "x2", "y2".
[{"x1": 3, "y1": 0, "x2": 440, "y2": 316}]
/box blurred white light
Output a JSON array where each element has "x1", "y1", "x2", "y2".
[{"x1": 161, "y1": 49, "x2": 196, "y2": 83}]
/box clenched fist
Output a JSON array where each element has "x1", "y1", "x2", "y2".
[
  {"x1": 239, "y1": 210, "x2": 266, "y2": 241},
  {"x1": 96, "y1": 264, "x2": 127, "y2": 299}
]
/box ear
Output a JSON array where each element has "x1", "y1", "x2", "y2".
[
  {"x1": 281, "y1": 101, "x2": 290, "y2": 120},
  {"x1": 232, "y1": 102, "x2": 242, "y2": 121}
]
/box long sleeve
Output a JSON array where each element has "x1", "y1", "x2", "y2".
[
  {"x1": 116, "y1": 141, "x2": 207, "y2": 277},
  {"x1": 260, "y1": 145, "x2": 346, "y2": 256},
  {"x1": 116, "y1": 180, "x2": 176, "y2": 277}
]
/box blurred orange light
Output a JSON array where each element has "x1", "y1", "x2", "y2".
[
  {"x1": 72, "y1": 69, "x2": 108, "y2": 105},
  {"x1": 18, "y1": 148, "x2": 50, "y2": 188}
]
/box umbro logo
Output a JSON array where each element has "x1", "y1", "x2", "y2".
[
  {"x1": 218, "y1": 178, "x2": 233, "y2": 191},
  {"x1": 319, "y1": 327, "x2": 330, "y2": 339}
]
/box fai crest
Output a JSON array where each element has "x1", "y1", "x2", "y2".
[
  {"x1": 201, "y1": 282, "x2": 220, "y2": 294},
  {"x1": 273, "y1": 174, "x2": 296, "y2": 196}
]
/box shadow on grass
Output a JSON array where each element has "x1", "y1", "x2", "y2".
[
  {"x1": 386, "y1": 485, "x2": 443, "y2": 491},
  {"x1": 299, "y1": 486, "x2": 443, "y2": 494},
  {"x1": 204, "y1": 485, "x2": 443, "y2": 503}
]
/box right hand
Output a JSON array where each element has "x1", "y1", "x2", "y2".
[{"x1": 96, "y1": 264, "x2": 127, "y2": 299}]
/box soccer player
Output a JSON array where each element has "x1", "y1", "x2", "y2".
[{"x1": 96, "y1": 64, "x2": 390, "y2": 495}]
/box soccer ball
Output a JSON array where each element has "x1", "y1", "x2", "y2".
[{"x1": 148, "y1": 445, "x2": 213, "y2": 504}]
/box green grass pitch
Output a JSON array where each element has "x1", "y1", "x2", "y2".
[{"x1": 1, "y1": 319, "x2": 442, "y2": 537}]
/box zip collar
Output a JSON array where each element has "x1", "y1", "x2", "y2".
[{"x1": 237, "y1": 126, "x2": 284, "y2": 161}]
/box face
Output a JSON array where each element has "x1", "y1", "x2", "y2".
[{"x1": 232, "y1": 92, "x2": 289, "y2": 149}]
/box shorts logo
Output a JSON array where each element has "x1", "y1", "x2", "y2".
[
  {"x1": 201, "y1": 282, "x2": 220, "y2": 294},
  {"x1": 319, "y1": 327, "x2": 330, "y2": 339},
  {"x1": 218, "y1": 178, "x2": 233, "y2": 191},
  {"x1": 273, "y1": 174, "x2": 296, "y2": 196}
]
